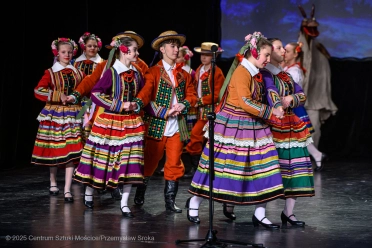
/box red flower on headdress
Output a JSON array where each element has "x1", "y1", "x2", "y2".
[
  {"x1": 251, "y1": 48, "x2": 258, "y2": 59},
  {"x1": 119, "y1": 45, "x2": 129, "y2": 53}
]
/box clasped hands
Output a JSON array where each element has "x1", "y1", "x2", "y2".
[
  {"x1": 281, "y1": 95, "x2": 293, "y2": 109},
  {"x1": 62, "y1": 95, "x2": 75, "y2": 105},
  {"x1": 123, "y1": 102, "x2": 138, "y2": 111},
  {"x1": 168, "y1": 103, "x2": 186, "y2": 117},
  {"x1": 273, "y1": 96, "x2": 293, "y2": 119}
]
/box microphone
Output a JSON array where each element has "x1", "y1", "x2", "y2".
[{"x1": 211, "y1": 45, "x2": 218, "y2": 52}]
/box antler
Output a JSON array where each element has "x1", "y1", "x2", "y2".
[
  {"x1": 311, "y1": 4, "x2": 315, "y2": 18},
  {"x1": 298, "y1": 5, "x2": 307, "y2": 18}
]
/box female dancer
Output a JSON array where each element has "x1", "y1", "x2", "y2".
[
  {"x1": 186, "y1": 32, "x2": 285, "y2": 229},
  {"x1": 32, "y1": 38, "x2": 84, "y2": 203},
  {"x1": 73, "y1": 32, "x2": 104, "y2": 141},
  {"x1": 74, "y1": 32, "x2": 104, "y2": 75},
  {"x1": 73, "y1": 33, "x2": 146, "y2": 218},
  {"x1": 283, "y1": 42, "x2": 327, "y2": 171},
  {"x1": 261, "y1": 38, "x2": 315, "y2": 226}
]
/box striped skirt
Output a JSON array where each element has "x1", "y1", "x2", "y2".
[
  {"x1": 188, "y1": 104, "x2": 284, "y2": 205},
  {"x1": 268, "y1": 112, "x2": 315, "y2": 197},
  {"x1": 31, "y1": 104, "x2": 83, "y2": 167},
  {"x1": 73, "y1": 111, "x2": 145, "y2": 189},
  {"x1": 293, "y1": 106, "x2": 314, "y2": 134}
]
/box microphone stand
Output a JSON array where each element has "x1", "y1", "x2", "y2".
[{"x1": 175, "y1": 46, "x2": 264, "y2": 247}]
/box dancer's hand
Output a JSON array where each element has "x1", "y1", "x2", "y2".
[
  {"x1": 129, "y1": 102, "x2": 138, "y2": 111},
  {"x1": 273, "y1": 106, "x2": 284, "y2": 119},
  {"x1": 173, "y1": 103, "x2": 185, "y2": 112},
  {"x1": 281, "y1": 96, "x2": 293, "y2": 109},
  {"x1": 64, "y1": 95, "x2": 75, "y2": 104},
  {"x1": 123, "y1": 102, "x2": 131, "y2": 111},
  {"x1": 168, "y1": 108, "x2": 180, "y2": 117}
]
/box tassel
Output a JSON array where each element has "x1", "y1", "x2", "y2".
[
  {"x1": 106, "y1": 48, "x2": 116, "y2": 71},
  {"x1": 77, "y1": 98, "x2": 92, "y2": 119},
  {"x1": 178, "y1": 115, "x2": 190, "y2": 142}
]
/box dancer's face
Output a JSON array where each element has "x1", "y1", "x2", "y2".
[
  {"x1": 271, "y1": 40, "x2": 285, "y2": 64},
  {"x1": 252, "y1": 45, "x2": 271, "y2": 68},
  {"x1": 284, "y1": 44, "x2": 297, "y2": 64}
]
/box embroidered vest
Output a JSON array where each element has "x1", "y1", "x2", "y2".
[
  {"x1": 146, "y1": 67, "x2": 188, "y2": 140},
  {"x1": 47, "y1": 68, "x2": 84, "y2": 102}
]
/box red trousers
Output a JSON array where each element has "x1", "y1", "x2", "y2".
[
  {"x1": 186, "y1": 119, "x2": 207, "y2": 155},
  {"x1": 144, "y1": 133, "x2": 185, "y2": 181}
]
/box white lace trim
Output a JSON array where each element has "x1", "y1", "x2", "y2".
[
  {"x1": 274, "y1": 137, "x2": 313, "y2": 149},
  {"x1": 204, "y1": 131, "x2": 274, "y2": 148},
  {"x1": 88, "y1": 135, "x2": 144, "y2": 146},
  {"x1": 37, "y1": 115, "x2": 82, "y2": 124}
]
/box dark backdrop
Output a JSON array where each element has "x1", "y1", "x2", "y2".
[{"x1": 0, "y1": 0, "x2": 370, "y2": 171}]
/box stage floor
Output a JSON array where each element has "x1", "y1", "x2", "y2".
[{"x1": 1, "y1": 157, "x2": 371, "y2": 248}]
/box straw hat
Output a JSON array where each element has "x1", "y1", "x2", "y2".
[
  {"x1": 105, "y1": 30, "x2": 144, "y2": 49},
  {"x1": 151, "y1": 30, "x2": 186, "y2": 50},
  {"x1": 194, "y1": 42, "x2": 224, "y2": 54}
]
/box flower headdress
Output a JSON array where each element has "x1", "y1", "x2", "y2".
[
  {"x1": 243, "y1": 31, "x2": 267, "y2": 60},
  {"x1": 104, "y1": 37, "x2": 131, "y2": 71},
  {"x1": 51, "y1": 37, "x2": 78, "y2": 57},
  {"x1": 78, "y1": 32, "x2": 102, "y2": 51},
  {"x1": 295, "y1": 42, "x2": 303, "y2": 53},
  {"x1": 109, "y1": 37, "x2": 129, "y2": 54}
]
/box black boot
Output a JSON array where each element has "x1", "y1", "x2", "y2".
[
  {"x1": 134, "y1": 177, "x2": 150, "y2": 206},
  {"x1": 183, "y1": 154, "x2": 201, "y2": 179},
  {"x1": 164, "y1": 180, "x2": 182, "y2": 213}
]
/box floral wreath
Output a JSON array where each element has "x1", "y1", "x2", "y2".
[
  {"x1": 78, "y1": 32, "x2": 102, "y2": 51},
  {"x1": 110, "y1": 37, "x2": 129, "y2": 53},
  {"x1": 51, "y1": 38, "x2": 78, "y2": 57},
  {"x1": 243, "y1": 31, "x2": 267, "y2": 60},
  {"x1": 180, "y1": 46, "x2": 194, "y2": 61}
]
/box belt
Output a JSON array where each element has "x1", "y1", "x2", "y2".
[
  {"x1": 104, "y1": 109, "x2": 135, "y2": 115},
  {"x1": 46, "y1": 101, "x2": 80, "y2": 106}
]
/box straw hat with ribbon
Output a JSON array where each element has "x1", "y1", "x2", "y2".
[
  {"x1": 151, "y1": 30, "x2": 186, "y2": 51},
  {"x1": 194, "y1": 42, "x2": 224, "y2": 54},
  {"x1": 105, "y1": 30, "x2": 144, "y2": 49}
]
